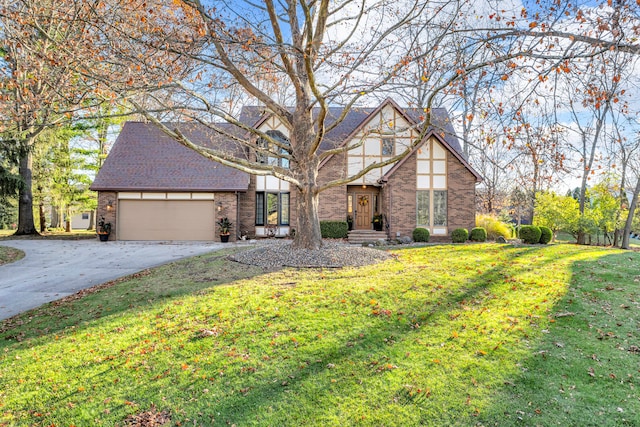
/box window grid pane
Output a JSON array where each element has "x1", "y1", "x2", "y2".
[
  {"x1": 416, "y1": 191, "x2": 429, "y2": 226},
  {"x1": 433, "y1": 190, "x2": 447, "y2": 226},
  {"x1": 267, "y1": 193, "x2": 279, "y2": 225},
  {"x1": 280, "y1": 193, "x2": 290, "y2": 225},
  {"x1": 382, "y1": 138, "x2": 394, "y2": 156},
  {"x1": 255, "y1": 192, "x2": 265, "y2": 225}
]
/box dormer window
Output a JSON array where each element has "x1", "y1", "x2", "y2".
[{"x1": 257, "y1": 130, "x2": 290, "y2": 169}]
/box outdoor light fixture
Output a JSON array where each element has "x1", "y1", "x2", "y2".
[
  {"x1": 217, "y1": 202, "x2": 223, "y2": 212},
  {"x1": 106, "y1": 200, "x2": 114, "y2": 210}
]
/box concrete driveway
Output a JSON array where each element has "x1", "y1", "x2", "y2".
[{"x1": 0, "y1": 239, "x2": 226, "y2": 321}]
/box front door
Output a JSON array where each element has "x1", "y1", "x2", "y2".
[{"x1": 355, "y1": 193, "x2": 372, "y2": 229}]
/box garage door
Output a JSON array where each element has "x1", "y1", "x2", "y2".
[{"x1": 118, "y1": 200, "x2": 215, "y2": 241}]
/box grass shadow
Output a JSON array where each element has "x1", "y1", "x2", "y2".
[
  {"x1": 475, "y1": 249, "x2": 640, "y2": 426},
  {"x1": 0, "y1": 243, "x2": 630, "y2": 426},
  {"x1": 0, "y1": 247, "x2": 277, "y2": 346}
]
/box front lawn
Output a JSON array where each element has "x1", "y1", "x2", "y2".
[{"x1": 0, "y1": 244, "x2": 638, "y2": 426}]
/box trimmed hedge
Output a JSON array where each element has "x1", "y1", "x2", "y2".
[
  {"x1": 469, "y1": 227, "x2": 487, "y2": 242},
  {"x1": 412, "y1": 227, "x2": 430, "y2": 242},
  {"x1": 320, "y1": 221, "x2": 349, "y2": 239},
  {"x1": 519, "y1": 225, "x2": 542, "y2": 244},
  {"x1": 451, "y1": 228, "x2": 469, "y2": 243},
  {"x1": 538, "y1": 226, "x2": 552, "y2": 244}
]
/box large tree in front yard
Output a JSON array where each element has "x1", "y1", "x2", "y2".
[
  {"x1": 0, "y1": 0, "x2": 103, "y2": 235},
  {"x1": 84, "y1": 0, "x2": 563, "y2": 249}
]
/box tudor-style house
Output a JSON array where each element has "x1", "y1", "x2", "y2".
[{"x1": 90, "y1": 99, "x2": 481, "y2": 242}]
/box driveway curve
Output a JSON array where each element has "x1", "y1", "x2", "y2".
[{"x1": 0, "y1": 239, "x2": 226, "y2": 321}]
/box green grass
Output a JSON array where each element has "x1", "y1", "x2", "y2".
[
  {"x1": 0, "y1": 244, "x2": 638, "y2": 426},
  {"x1": 0, "y1": 245, "x2": 24, "y2": 265},
  {"x1": 0, "y1": 229, "x2": 96, "y2": 240}
]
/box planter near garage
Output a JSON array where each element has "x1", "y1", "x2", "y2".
[
  {"x1": 97, "y1": 217, "x2": 111, "y2": 242},
  {"x1": 217, "y1": 217, "x2": 233, "y2": 243}
]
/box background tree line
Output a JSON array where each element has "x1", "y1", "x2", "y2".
[{"x1": 1, "y1": 0, "x2": 640, "y2": 249}]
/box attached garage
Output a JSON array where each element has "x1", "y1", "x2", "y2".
[
  {"x1": 117, "y1": 193, "x2": 216, "y2": 241},
  {"x1": 90, "y1": 122, "x2": 250, "y2": 242}
]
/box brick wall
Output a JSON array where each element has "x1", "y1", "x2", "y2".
[
  {"x1": 238, "y1": 177, "x2": 256, "y2": 238},
  {"x1": 215, "y1": 192, "x2": 238, "y2": 242},
  {"x1": 97, "y1": 191, "x2": 117, "y2": 241},
  {"x1": 317, "y1": 153, "x2": 348, "y2": 220},
  {"x1": 383, "y1": 150, "x2": 417, "y2": 239},
  {"x1": 447, "y1": 155, "x2": 477, "y2": 232}
]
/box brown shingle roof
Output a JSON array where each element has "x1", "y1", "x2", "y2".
[
  {"x1": 91, "y1": 104, "x2": 473, "y2": 192},
  {"x1": 90, "y1": 122, "x2": 250, "y2": 192},
  {"x1": 238, "y1": 105, "x2": 463, "y2": 156}
]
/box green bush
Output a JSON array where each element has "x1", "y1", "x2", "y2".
[
  {"x1": 320, "y1": 221, "x2": 349, "y2": 239},
  {"x1": 451, "y1": 228, "x2": 468, "y2": 243},
  {"x1": 476, "y1": 214, "x2": 513, "y2": 240},
  {"x1": 519, "y1": 225, "x2": 542, "y2": 244},
  {"x1": 469, "y1": 227, "x2": 487, "y2": 242},
  {"x1": 538, "y1": 226, "x2": 552, "y2": 244},
  {"x1": 412, "y1": 227, "x2": 430, "y2": 242}
]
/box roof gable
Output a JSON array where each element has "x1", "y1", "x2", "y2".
[{"x1": 316, "y1": 99, "x2": 475, "y2": 177}]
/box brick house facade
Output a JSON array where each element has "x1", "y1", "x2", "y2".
[{"x1": 92, "y1": 99, "x2": 481, "y2": 242}]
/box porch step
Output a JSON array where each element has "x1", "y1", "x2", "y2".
[{"x1": 347, "y1": 230, "x2": 388, "y2": 245}]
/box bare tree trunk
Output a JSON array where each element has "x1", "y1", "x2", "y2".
[
  {"x1": 15, "y1": 150, "x2": 38, "y2": 235},
  {"x1": 50, "y1": 206, "x2": 59, "y2": 228},
  {"x1": 87, "y1": 209, "x2": 95, "y2": 231},
  {"x1": 292, "y1": 185, "x2": 322, "y2": 250},
  {"x1": 622, "y1": 176, "x2": 640, "y2": 249},
  {"x1": 39, "y1": 202, "x2": 46, "y2": 232},
  {"x1": 65, "y1": 206, "x2": 71, "y2": 232}
]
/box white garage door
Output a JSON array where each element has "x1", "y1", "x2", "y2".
[{"x1": 118, "y1": 200, "x2": 215, "y2": 241}]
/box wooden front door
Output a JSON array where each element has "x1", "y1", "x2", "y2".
[{"x1": 355, "y1": 193, "x2": 372, "y2": 229}]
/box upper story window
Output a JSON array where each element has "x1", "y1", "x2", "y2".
[
  {"x1": 382, "y1": 137, "x2": 394, "y2": 156},
  {"x1": 257, "y1": 130, "x2": 290, "y2": 169}
]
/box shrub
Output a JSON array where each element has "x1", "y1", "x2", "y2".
[
  {"x1": 320, "y1": 221, "x2": 349, "y2": 239},
  {"x1": 519, "y1": 225, "x2": 542, "y2": 244},
  {"x1": 412, "y1": 227, "x2": 430, "y2": 242},
  {"x1": 538, "y1": 226, "x2": 552, "y2": 244},
  {"x1": 476, "y1": 214, "x2": 513, "y2": 240},
  {"x1": 469, "y1": 227, "x2": 487, "y2": 242},
  {"x1": 451, "y1": 228, "x2": 468, "y2": 243}
]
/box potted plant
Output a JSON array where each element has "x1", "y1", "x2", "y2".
[
  {"x1": 371, "y1": 213, "x2": 383, "y2": 231},
  {"x1": 97, "y1": 216, "x2": 111, "y2": 242},
  {"x1": 346, "y1": 215, "x2": 353, "y2": 231},
  {"x1": 216, "y1": 217, "x2": 233, "y2": 242}
]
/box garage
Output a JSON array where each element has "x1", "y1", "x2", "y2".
[{"x1": 118, "y1": 199, "x2": 215, "y2": 241}]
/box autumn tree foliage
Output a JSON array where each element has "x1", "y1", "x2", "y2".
[
  {"x1": 0, "y1": 0, "x2": 107, "y2": 235},
  {"x1": 76, "y1": 0, "x2": 583, "y2": 249}
]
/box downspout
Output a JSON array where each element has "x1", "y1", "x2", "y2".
[{"x1": 235, "y1": 191, "x2": 240, "y2": 240}]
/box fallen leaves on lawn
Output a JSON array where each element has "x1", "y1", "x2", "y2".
[{"x1": 123, "y1": 405, "x2": 171, "y2": 426}]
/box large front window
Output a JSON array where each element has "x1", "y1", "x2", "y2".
[
  {"x1": 256, "y1": 192, "x2": 290, "y2": 226},
  {"x1": 416, "y1": 190, "x2": 447, "y2": 227}
]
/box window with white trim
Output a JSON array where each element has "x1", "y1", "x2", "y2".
[
  {"x1": 256, "y1": 192, "x2": 290, "y2": 226},
  {"x1": 416, "y1": 190, "x2": 447, "y2": 227}
]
